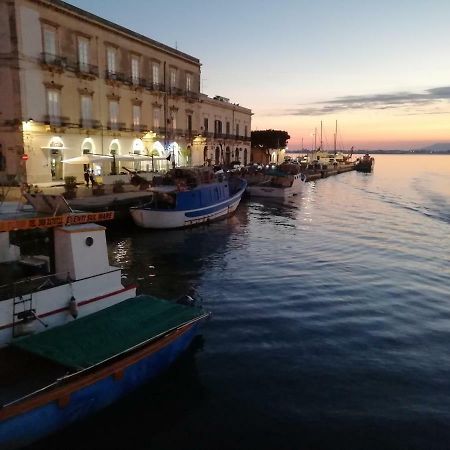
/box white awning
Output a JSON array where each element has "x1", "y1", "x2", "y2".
[
  {"x1": 41, "y1": 146, "x2": 70, "y2": 150},
  {"x1": 114, "y1": 154, "x2": 168, "y2": 162},
  {"x1": 61, "y1": 155, "x2": 113, "y2": 164}
]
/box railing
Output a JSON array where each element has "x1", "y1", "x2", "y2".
[
  {"x1": 40, "y1": 52, "x2": 67, "y2": 69},
  {"x1": 133, "y1": 124, "x2": 149, "y2": 132},
  {"x1": 79, "y1": 119, "x2": 102, "y2": 129},
  {"x1": 214, "y1": 132, "x2": 226, "y2": 139},
  {"x1": 43, "y1": 115, "x2": 70, "y2": 126},
  {"x1": 202, "y1": 131, "x2": 214, "y2": 138},
  {"x1": 104, "y1": 70, "x2": 127, "y2": 82},
  {"x1": 107, "y1": 121, "x2": 126, "y2": 131},
  {"x1": 66, "y1": 61, "x2": 99, "y2": 77},
  {"x1": 168, "y1": 87, "x2": 184, "y2": 96},
  {"x1": 185, "y1": 90, "x2": 199, "y2": 100}
]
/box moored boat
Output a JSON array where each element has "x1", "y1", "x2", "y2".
[
  {"x1": 0, "y1": 196, "x2": 210, "y2": 448},
  {"x1": 130, "y1": 167, "x2": 247, "y2": 229},
  {"x1": 246, "y1": 171, "x2": 306, "y2": 198},
  {"x1": 355, "y1": 153, "x2": 375, "y2": 172}
]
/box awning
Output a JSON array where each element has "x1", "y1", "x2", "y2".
[
  {"x1": 41, "y1": 146, "x2": 70, "y2": 150},
  {"x1": 12, "y1": 295, "x2": 208, "y2": 369},
  {"x1": 61, "y1": 155, "x2": 113, "y2": 164},
  {"x1": 114, "y1": 154, "x2": 169, "y2": 162}
]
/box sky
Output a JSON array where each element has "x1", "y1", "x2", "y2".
[{"x1": 68, "y1": 0, "x2": 450, "y2": 150}]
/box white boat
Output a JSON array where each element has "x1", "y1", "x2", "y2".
[
  {"x1": 246, "y1": 172, "x2": 306, "y2": 198},
  {"x1": 130, "y1": 168, "x2": 247, "y2": 229}
]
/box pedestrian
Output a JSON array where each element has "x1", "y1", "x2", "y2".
[
  {"x1": 89, "y1": 170, "x2": 95, "y2": 187},
  {"x1": 84, "y1": 169, "x2": 90, "y2": 187}
]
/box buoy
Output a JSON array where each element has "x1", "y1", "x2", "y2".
[{"x1": 68, "y1": 296, "x2": 79, "y2": 319}]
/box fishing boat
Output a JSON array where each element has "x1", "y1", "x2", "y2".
[
  {"x1": 355, "y1": 153, "x2": 375, "y2": 172},
  {"x1": 0, "y1": 195, "x2": 209, "y2": 449},
  {"x1": 130, "y1": 167, "x2": 247, "y2": 229},
  {"x1": 246, "y1": 170, "x2": 306, "y2": 198}
]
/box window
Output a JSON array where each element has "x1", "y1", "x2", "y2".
[
  {"x1": 42, "y1": 26, "x2": 57, "y2": 61},
  {"x1": 171, "y1": 113, "x2": 177, "y2": 130},
  {"x1": 236, "y1": 124, "x2": 240, "y2": 137},
  {"x1": 244, "y1": 148, "x2": 248, "y2": 165},
  {"x1": 204, "y1": 118, "x2": 209, "y2": 132},
  {"x1": 107, "y1": 47, "x2": 116, "y2": 75},
  {"x1": 47, "y1": 90, "x2": 60, "y2": 125},
  {"x1": 81, "y1": 95, "x2": 92, "y2": 127},
  {"x1": 186, "y1": 73, "x2": 193, "y2": 92},
  {"x1": 244, "y1": 125, "x2": 248, "y2": 137},
  {"x1": 152, "y1": 63, "x2": 159, "y2": 85},
  {"x1": 77, "y1": 37, "x2": 89, "y2": 72},
  {"x1": 187, "y1": 114, "x2": 192, "y2": 133},
  {"x1": 170, "y1": 68, "x2": 177, "y2": 88},
  {"x1": 214, "y1": 120, "x2": 222, "y2": 135},
  {"x1": 109, "y1": 100, "x2": 119, "y2": 128},
  {"x1": 153, "y1": 108, "x2": 160, "y2": 129},
  {"x1": 226, "y1": 122, "x2": 230, "y2": 135},
  {"x1": 133, "y1": 104, "x2": 141, "y2": 128},
  {"x1": 131, "y1": 56, "x2": 140, "y2": 85}
]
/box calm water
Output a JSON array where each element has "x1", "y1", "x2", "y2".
[{"x1": 31, "y1": 155, "x2": 450, "y2": 450}]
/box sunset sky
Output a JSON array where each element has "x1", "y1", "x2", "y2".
[{"x1": 70, "y1": 0, "x2": 450, "y2": 150}]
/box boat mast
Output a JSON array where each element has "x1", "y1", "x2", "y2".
[
  {"x1": 334, "y1": 120, "x2": 337, "y2": 153},
  {"x1": 314, "y1": 127, "x2": 317, "y2": 151},
  {"x1": 320, "y1": 121, "x2": 323, "y2": 151}
]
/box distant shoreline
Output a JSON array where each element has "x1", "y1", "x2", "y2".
[{"x1": 287, "y1": 150, "x2": 450, "y2": 155}]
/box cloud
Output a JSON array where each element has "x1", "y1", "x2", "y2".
[{"x1": 287, "y1": 86, "x2": 450, "y2": 116}]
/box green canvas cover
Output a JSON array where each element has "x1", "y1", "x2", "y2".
[{"x1": 13, "y1": 295, "x2": 207, "y2": 370}]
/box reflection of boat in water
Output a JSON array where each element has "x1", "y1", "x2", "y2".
[
  {"x1": 246, "y1": 170, "x2": 306, "y2": 198},
  {"x1": 130, "y1": 167, "x2": 247, "y2": 229},
  {"x1": 0, "y1": 195, "x2": 209, "y2": 449},
  {"x1": 355, "y1": 153, "x2": 375, "y2": 173}
]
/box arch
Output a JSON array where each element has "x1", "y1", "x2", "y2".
[
  {"x1": 81, "y1": 138, "x2": 94, "y2": 154},
  {"x1": 109, "y1": 139, "x2": 120, "y2": 155},
  {"x1": 225, "y1": 146, "x2": 231, "y2": 165},
  {"x1": 235, "y1": 147, "x2": 240, "y2": 162},
  {"x1": 215, "y1": 146, "x2": 220, "y2": 165},
  {"x1": 132, "y1": 138, "x2": 144, "y2": 154}
]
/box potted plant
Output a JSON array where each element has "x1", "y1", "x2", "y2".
[
  {"x1": 63, "y1": 176, "x2": 77, "y2": 199},
  {"x1": 112, "y1": 179, "x2": 125, "y2": 193}
]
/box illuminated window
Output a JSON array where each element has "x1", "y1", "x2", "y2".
[
  {"x1": 170, "y1": 68, "x2": 177, "y2": 88},
  {"x1": 107, "y1": 47, "x2": 116, "y2": 74},
  {"x1": 109, "y1": 101, "x2": 119, "y2": 128},
  {"x1": 153, "y1": 108, "x2": 160, "y2": 129},
  {"x1": 186, "y1": 73, "x2": 193, "y2": 92},
  {"x1": 131, "y1": 56, "x2": 140, "y2": 85},
  {"x1": 133, "y1": 104, "x2": 141, "y2": 128},
  {"x1": 81, "y1": 95, "x2": 92, "y2": 127},
  {"x1": 77, "y1": 37, "x2": 89, "y2": 72},
  {"x1": 47, "y1": 90, "x2": 61, "y2": 125},
  {"x1": 152, "y1": 63, "x2": 159, "y2": 85},
  {"x1": 42, "y1": 26, "x2": 57, "y2": 61}
]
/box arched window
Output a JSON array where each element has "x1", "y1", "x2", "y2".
[
  {"x1": 109, "y1": 140, "x2": 120, "y2": 155},
  {"x1": 225, "y1": 146, "x2": 231, "y2": 165},
  {"x1": 215, "y1": 146, "x2": 220, "y2": 165},
  {"x1": 132, "y1": 138, "x2": 144, "y2": 154},
  {"x1": 81, "y1": 139, "x2": 93, "y2": 155},
  {"x1": 235, "y1": 148, "x2": 240, "y2": 162}
]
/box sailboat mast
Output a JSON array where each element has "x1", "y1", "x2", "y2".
[
  {"x1": 334, "y1": 120, "x2": 337, "y2": 153},
  {"x1": 320, "y1": 121, "x2": 323, "y2": 150},
  {"x1": 314, "y1": 128, "x2": 317, "y2": 151}
]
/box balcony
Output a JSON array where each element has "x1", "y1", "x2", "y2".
[
  {"x1": 214, "y1": 132, "x2": 226, "y2": 139},
  {"x1": 107, "y1": 121, "x2": 126, "y2": 131},
  {"x1": 67, "y1": 61, "x2": 98, "y2": 79},
  {"x1": 202, "y1": 131, "x2": 214, "y2": 138},
  {"x1": 146, "y1": 82, "x2": 165, "y2": 93},
  {"x1": 104, "y1": 70, "x2": 127, "y2": 83},
  {"x1": 43, "y1": 115, "x2": 70, "y2": 127},
  {"x1": 168, "y1": 87, "x2": 184, "y2": 96},
  {"x1": 126, "y1": 76, "x2": 149, "y2": 89},
  {"x1": 40, "y1": 53, "x2": 67, "y2": 72},
  {"x1": 79, "y1": 119, "x2": 101, "y2": 129},
  {"x1": 133, "y1": 124, "x2": 149, "y2": 132},
  {"x1": 185, "y1": 90, "x2": 199, "y2": 101}
]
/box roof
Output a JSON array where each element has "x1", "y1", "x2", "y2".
[
  {"x1": 41, "y1": 0, "x2": 200, "y2": 65},
  {"x1": 13, "y1": 295, "x2": 207, "y2": 369}
]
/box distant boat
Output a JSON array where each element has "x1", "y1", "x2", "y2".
[
  {"x1": 246, "y1": 170, "x2": 306, "y2": 198},
  {"x1": 130, "y1": 167, "x2": 247, "y2": 229},
  {"x1": 355, "y1": 153, "x2": 375, "y2": 173},
  {"x1": 0, "y1": 197, "x2": 210, "y2": 449}
]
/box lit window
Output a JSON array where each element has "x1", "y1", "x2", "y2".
[
  {"x1": 170, "y1": 68, "x2": 177, "y2": 88},
  {"x1": 42, "y1": 26, "x2": 57, "y2": 60},
  {"x1": 133, "y1": 104, "x2": 141, "y2": 128},
  {"x1": 152, "y1": 63, "x2": 159, "y2": 85},
  {"x1": 47, "y1": 90, "x2": 61, "y2": 124},
  {"x1": 186, "y1": 73, "x2": 193, "y2": 92},
  {"x1": 77, "y1": 37, "x2": 89, "y2": 72},
  {"x1": 81, "y1": 95, "x2": 92, "y2": 126},
  {"x1": 131, "y1": 56, "x2": 140, "y2": 85},
  {"x1": 107, "y1": 48, "x2": 116, "y2": 75},
  {"x1": 153, "y1": 108, "x2": 160, "y2": 129},
  {"x1": 109, "y1": 101, "x2": 119, "y2": 128}
]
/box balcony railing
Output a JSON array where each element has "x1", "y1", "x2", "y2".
[
  {"x1": 43, "y1": 115, "x2": 70, "y2": 126},
  {"x1": 133, "y1": 124, "x2": 149, "y2": 132},
  {"x1": 185, "y1": 90, "x2": 199, "y2": 101},
  {"x1": 40, "y1": 53, "x2": 67, "y2": 70},
  {"x1": 79, "y1": 119, "x2": 101, "y2": 129},
  {"x1": 168, "y1": 87, "x2": 184, "y2": 96},
  {"x1": 107, "y1": 121, "x2": 126, "y2": 131},
  {"x1": 67, "y1": 61, "x2": 98, "y2": 78},
  {"x1": 214, "y1": 132, "x2": 226, "y2": 139},
  {"x1": 146, "y1": 82, "x2": 166, "y2": 92},
  {"x1": 104, "y1": 70, "x2": 127, "y2": 83},
  {"x1": 202, "y1": 131, "x2": 214, "y2": 138}
]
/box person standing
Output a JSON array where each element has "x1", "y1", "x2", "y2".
[{"x1": 84, "y1": 168, "x2": 90, "y2": 187}]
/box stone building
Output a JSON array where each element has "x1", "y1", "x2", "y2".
[{"x1": 0, "y1": 0, "x2": 252, "y2": 184}]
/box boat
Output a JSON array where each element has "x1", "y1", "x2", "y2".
[
  {"x1": 130, "y1": 167, "x2": 247, "y2": 229},
  {"x1": 246, "y1": 168, "x2": 306, "y2": 198},
  {"x1": 355, "y1": 153, "x2": 375, "y2": 172},
  {"x1": 0, "y1": 195, "x2": 209, "y2": 449}
]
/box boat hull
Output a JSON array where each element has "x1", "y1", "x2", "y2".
[
  {"x1": 246, "y1": 177, "x2": 305, "y2": 198},
  {"x1": 0, "y1": 322, "x2": 201, "y2": 450},
  {"x1": 130, "y1": 182, "x2": 246, "y2": 229}
]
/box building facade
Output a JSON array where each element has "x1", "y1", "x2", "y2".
[{"x1": 0, "y1": 0, "x2": 252, "y2": 184}]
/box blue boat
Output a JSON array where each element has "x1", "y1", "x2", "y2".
[
  {"x1": 0, "y1": 295, "x2": 209, "y2": 450},
  {"x1": 130, "y1": 168, "x2": 247, "y2": 229}
]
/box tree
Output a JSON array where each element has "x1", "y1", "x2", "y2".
[{"x1": 251, "y1": 130, "x2": 290, "y2": 150}]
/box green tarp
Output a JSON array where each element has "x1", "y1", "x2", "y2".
[{"x1": 13, "y1": 295, "x2": 206, "y2": 370}]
